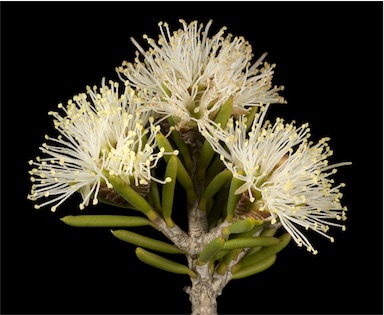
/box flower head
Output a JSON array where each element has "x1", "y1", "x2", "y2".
[
  {"x1": 202, "y1": 105, "x2": 351, "y2": 254},
  {"x1": 28, "y1": 79, "x2": 171, "y2": 212},
  {"x1": 117, "y1": 19, "x2": 285, "y2": 131}
]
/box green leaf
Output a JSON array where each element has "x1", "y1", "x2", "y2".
[
  {"x1": 222, "y1": 217, "x2": 261, "y2": 237},
  {"x1": 205, "y1": 155, "x2": 225, "y2": 186},
  {"x1": 162, "y1": 155, "x2": 178, "y2": 227},
  {"x1": 212, "y1": 249, "x2": 231, "y2": 261},
  {"x1": 260, "y1": 226, "x2": 279, "y2": 237},
  {"x1": 135, "y1": 247, "x2": 196, "y2": 278},
  {"x1": 196, "y1": 98, "x2": 233, "y2": 182},
  {"x1": 168, "y1": 117, "x2": 194, "y2": 171},
  {"x1": 243, "y1": 226, "x2": 279, "y2": 258},
  {"x1": 233, "y1": 223, "x2": 265, "y2": 239},
  {"x1": 231, "y1": 255, "x2": 277, "y2": 280},
  {"x1": 147, "y1": 180, "x2": 162, "y2": 212},
  {"x1": 198, "y1": 169, "x2": 232, "y2": 212},
  {"x1": 108, "y1": 175, "x2": 159, "y2": 221},
  {"x1": 197, "y1": 237, "x2": 225, "y2": 265},
  {"x1": 213, "y1": 97, "x2": 234, "y2": 128},
  {"x1": 196, "y1": 141, "x2": 215, "y2": 183},
  {"x1": 207, "y1": 182, "x2": 229, "y2": 229},
  {"x1": 161, "y1": 82, "x2": 172, "y2": 98},
  {"x1": 226, "y1": 173, "x2": 245, "y2": 221},
  {"x1": 223, "y1": 236, "x2": 280, "y2": 250},
  {"x1": 231, "y1": 233, "x2": 291, "y2": 274},
  {"x1": 61, "y1": 215, "x2": 156, "y2": 229},
  {"x1": 245, "y1": 106, "x2": 259, "y2": 131},
  {"x1": 112, "y1": 230, "x2": 184, "y2": 254},
  {"x1": 155, "y1": 133, "x2": 196, "y2": 202},
  {"x1": 216, "y1": 248, "x2": 242, "y2": 275}
]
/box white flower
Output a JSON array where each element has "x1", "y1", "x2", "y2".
[
  {"x1": 28, "y1": 79, "x2": 172, "y2": 212},
  {"x1": 202, "y1": 105, "x2": 351, "y2": 254},
  {"x1": 117, "y1": 19, "x2": 285, "y2": 130}
]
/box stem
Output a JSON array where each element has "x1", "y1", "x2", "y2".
[
  {"x1": 185, "y1": 255, "x2": 234, "y2": 315},
  {"x1": 188, "y1": 200, "x2": 208, "y2": 240},
  {"x1": 188, "y1": 279, "x2": 218, "y2": 315},
  {"x1": 152, "y1": 215, "x2": 192, "y2": 252},
  {"x1": 185, "y1": 263, "x2": 219, "y2": 315}
]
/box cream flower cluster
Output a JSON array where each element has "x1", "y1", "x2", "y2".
[
  {"x1": 117, "y1": 19, "x2": 285, "y2": 131},
  {"x1": 28, "y1": 79, "x2": 175, "y2": 212},
  {"x1": 28, "y1": 19, "x2": 349, "y2": 255},
  {"x1": 202, "y1": 105, "x2": 351, "y2": 254}
]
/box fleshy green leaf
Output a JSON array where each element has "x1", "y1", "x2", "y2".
[
  {"x1": 213, "y1": 97, "x2": 234, "y2": 128},
  {"x1": 148, "y1": 180, "x2": 162, "y2": 212},
  {"x1": 231, "y1": 233, "x2": 291, "y2": 274},
  {"x1": 135, "y1": 247, "x2": 196, "y2": 278},
  {"x1": 207, "y1": 182, "x2": 229, "y2": 229},
  {"x1": 197, "y1": 237, "x2": 225, "y2": 265},
  {"x1": 205, "y1": 154, "x2": 225, "y2": 186},
  {"x1": 155, "y1": 133, "x2": 196, "y2": 202},
  {"x1": 223, "y1": 236, "x2": 280, "y2": 250},
  {"x1": 162, "y1": 155, "x2": 178, "y2": 227},
  {"x1": 108, "y1": 175, "x2": 158, "y2": 221},
  {"x1": 196, "y1": 98, "x2": 233, "y2": 182},
  {"x1": 198, "y1": 169, "x2": 232, "y2": 212},
  {"x1": 222, "y1": 217, "x2": 262, "y2": 237},
  {"x1": 231, "y1": 255, "x2": 277, "y2": 280},
  {"x1": 226, "y1": 173, "x2": 245, "y2": 221},
  {"x1": 259, "y1": 226, "x2": 279, "y2": 237},
  {"x1": 244, "y1": 226, "x2": 279, "y2": 258},
  {"x1": 112, "y1": 230, "x2": 184, "y2": 254},
  {"x1": 61, "y1": 215, "x2": 156, "y2": 229},
  {"x1": 216, "y1": 248, "x2": 242, "y2": 275},
  {"x1": 168, "y1": 117, "x2": 194, "y2": 171},
  {"x1": 245, "y1": 106, "x2": 259, "y2": 131},
  {"x1": 196, "y1": 140, "x2": 215, "y2": 182},
  {"x1": 212, "y1": 249, "x2": 231, "y2": 261},
  {"x1": 233, "y1": 223, "x2": 265, "y2": 239}
]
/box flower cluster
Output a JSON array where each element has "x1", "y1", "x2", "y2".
[
  {"x1": 28, "y1": 79, "x2": 175, "y2": 212},
  {"x1": 28, "y1": 19, "x2": 349, "y2": 255},
  {"x1": 202, "y1": 104, "x2": 350, "y2": 253},
  {"x1": 117, "y1": 19, "x2": 286, "y2": 131}
]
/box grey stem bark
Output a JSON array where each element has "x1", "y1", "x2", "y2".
[
  {"x1": 188, "y1": 279, "x2": 218, "y2": 315},
  {"x1": 185, "y1": 263, "x2": 220, "y2": 315}
]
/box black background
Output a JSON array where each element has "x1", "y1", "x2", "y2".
[{"x1": 1, "y1": 1, "x2": 383, "y2": 314}]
